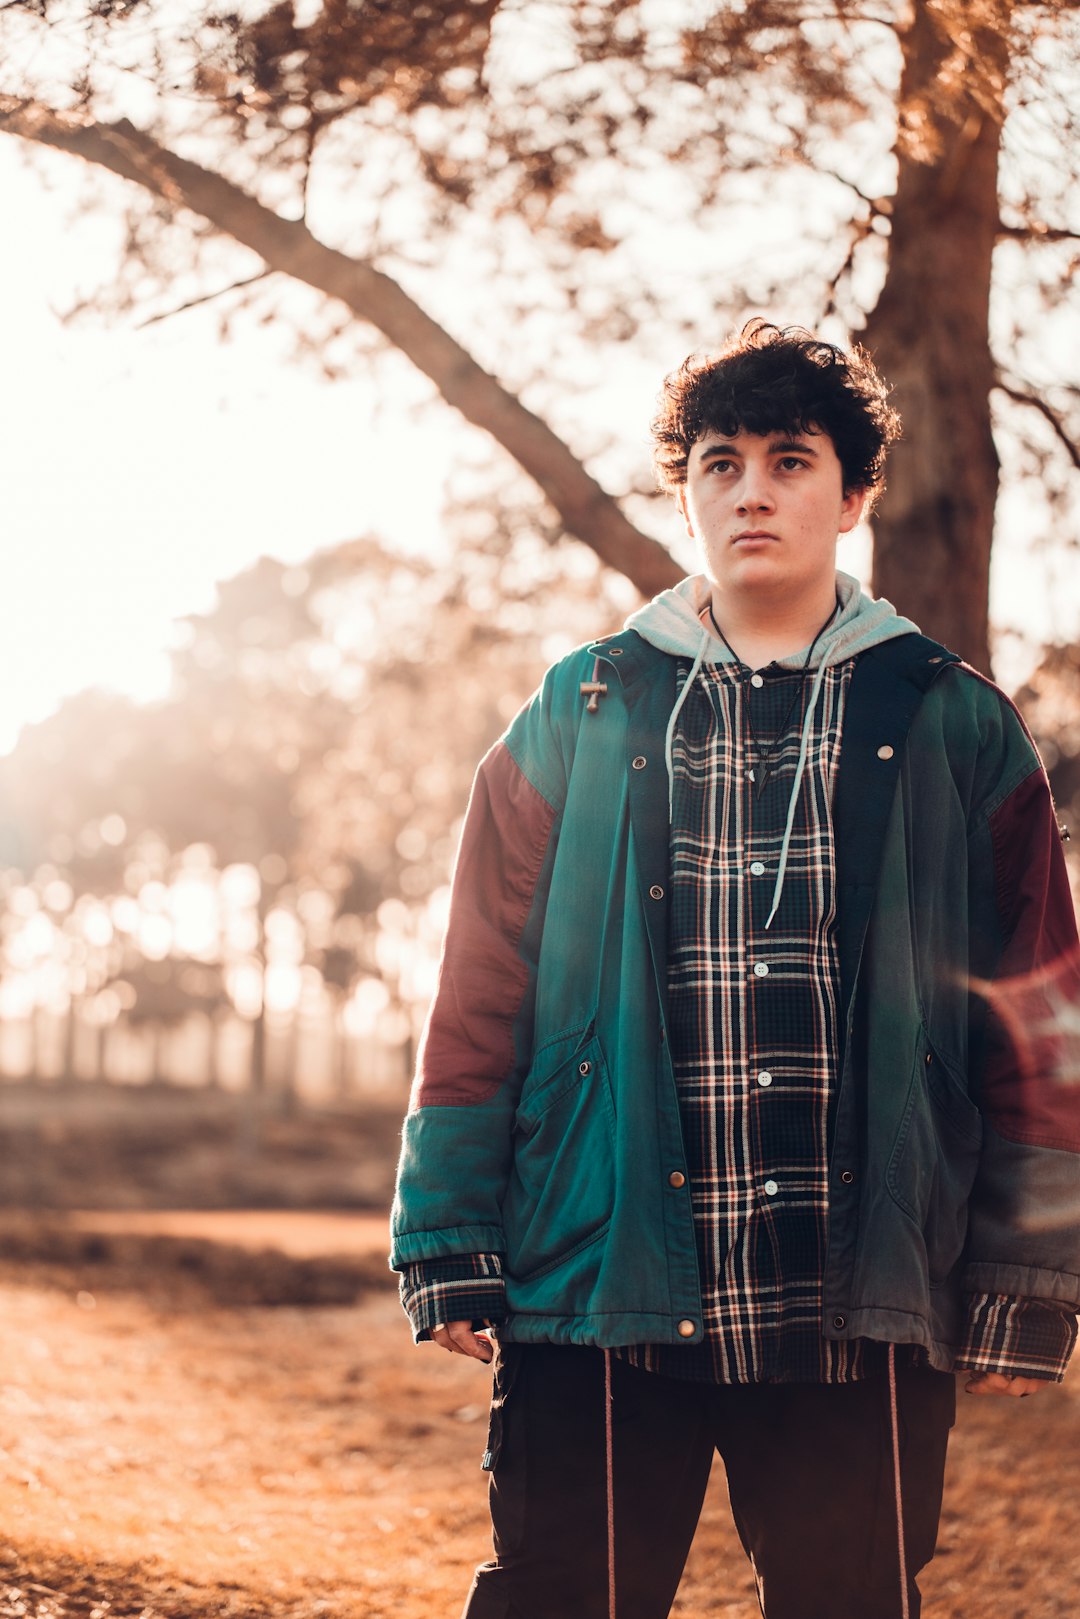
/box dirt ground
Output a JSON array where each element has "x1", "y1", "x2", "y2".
[
  {"x1": 1, "y1": 1087, "x2": 1079, "y2": 1616},
  {"x1": 1, "y1": 1211, "x2": 1079, "y2": 1619}
]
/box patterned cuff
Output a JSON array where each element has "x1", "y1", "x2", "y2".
[
  {"x1": 954, "y1": 1292, "x2": 1079, "y2": 1382},
  {"x1": 399, "y1": 1253, "x2": 506, "y2": 1344}
]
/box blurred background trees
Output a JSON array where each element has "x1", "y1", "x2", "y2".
[{"x1": 0, "y1": 516, "x2": 627, "y2": 1099}]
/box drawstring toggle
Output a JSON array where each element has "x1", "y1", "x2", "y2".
[{"x1": 581, "y1": 655, "x2": 609, "y2": 714}]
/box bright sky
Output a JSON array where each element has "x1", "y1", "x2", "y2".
[
  {"x1": 0, "y1": 142, "x2": 454, "y2": 755},
  {"x1": 0, "y1": 128, "x2": 1074, "y2": 758}
]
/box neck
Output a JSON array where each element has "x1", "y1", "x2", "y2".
[{"x1": 706, "y1": 578, "x2": 840, "y2": 669}]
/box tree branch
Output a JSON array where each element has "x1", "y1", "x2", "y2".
[
  {"x1": 0, "y1": 96, "x2": 680, "y2": 597},
  {"x1": 821, "y1": 169, "x2": 893, "y2": 217},
  {"x1": 822, "y1": 215, "x2": 876, "y2": 320},
  {"x1": 996, "y1": 222, "x2": 1080, "y2": 244},
  {"x1": 995, "y1": 378, "x2": 1080, "y2": 471},
  {"x1": 133, "y1": 270, "x2": 273, "y2": 329}
]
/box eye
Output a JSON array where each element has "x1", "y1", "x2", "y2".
[
  {"x1": 706, "y1": 458, "x2": 735, "y2": 474},
  {"x1": 778, "y1": 456, "x2": 808, "y2": 471}
]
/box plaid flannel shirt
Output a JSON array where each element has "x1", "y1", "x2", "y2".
[{"x1": 401, "y1": 653, "x2": 1076, "y2": 1382}]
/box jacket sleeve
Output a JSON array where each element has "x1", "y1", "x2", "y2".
[
  {"x1": 963, "y1": 696, "x2": 1080, "y2": 1320},
  {"x1": 388, "y1": 656, "x2": 579, "y2": 1274}
]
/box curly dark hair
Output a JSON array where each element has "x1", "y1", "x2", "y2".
[{"x1": 651, "y1": 319, "x2": 901, "y2": 509}]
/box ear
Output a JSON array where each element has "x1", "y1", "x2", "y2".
[
  {"x1": 675, "y1": 485, "x2": 695, "y2": 540},
  {"x1": 838, "y1": 485, "x2": 867, "y2": 534}
]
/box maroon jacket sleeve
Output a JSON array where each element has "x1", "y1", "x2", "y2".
[
  {"x1": 390, "y1": 655, "x2": 581, "y2": 1274},
  {"x1": 975, "y1": 768, "x2": 1080, "y2": 1154},
  {"x1": 410, "y1": 739, "x2": 559, "y2": 1110},
  {"x1": 963, "y1": 731, "x2": 1080, "y2": 1313}
]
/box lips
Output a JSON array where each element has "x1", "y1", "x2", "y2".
[{"x1": 733, "y1": 531, "x2": 779, "y2": 543}]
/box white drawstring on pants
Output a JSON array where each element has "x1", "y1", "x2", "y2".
[
  {"x1": 604, "y1": 1347, "x2": 616, "y2": 1619},
  {"x1": 887, "y1": 1343, "x2": 911, "y2": 1619}
]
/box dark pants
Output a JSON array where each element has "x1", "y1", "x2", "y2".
[{"x1": 462, "y1": 1343, "x2": 956, "y2": 1619}]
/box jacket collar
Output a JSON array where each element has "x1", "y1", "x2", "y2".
[{"x1": 586, "y1": 629, "x2": 670, "y2": 691}]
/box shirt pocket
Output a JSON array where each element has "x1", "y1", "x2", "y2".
[{"x1": 502, "y1": 1022, "x2": 617, "y2": 1282}]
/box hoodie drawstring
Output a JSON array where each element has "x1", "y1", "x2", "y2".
[
  {"x1": 663, "y1": 625, "x2": 710, "y2": 818},
  {"x1": 764, "y1": 649, "x2": 833, "y2": 930},
  {"x1": 662, "y1": 614, "x2": 838, "y2": 930}
]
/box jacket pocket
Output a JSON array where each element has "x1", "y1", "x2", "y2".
[
  {"x1": 886, "y1": 1027, "x2": 983, "y2": 1287},
  {"x1": 502, "y1": 1023, "x2": 616, "y2": 1283}
]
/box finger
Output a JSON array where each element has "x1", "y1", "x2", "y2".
[
  {"x1": 964, "y1": 1372, "x2": 1011, "y2": 1395},
  {"x1": 446, "y1": 1321, "x2": 494, "y2": 1361},
  {"x1": 965, "y1": 1372, "x2": 1042, "y2": 1397}
]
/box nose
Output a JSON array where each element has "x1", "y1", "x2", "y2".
[{"x1": 736, "y1": 466, "x2": 775, "y2": 515}]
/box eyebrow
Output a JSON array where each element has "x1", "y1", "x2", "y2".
[{"x1": 697, "y1": 437, "x2": 820, "y2": 460}]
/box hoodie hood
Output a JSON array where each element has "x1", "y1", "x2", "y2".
[
  {"x1": 622, "y1": 571, "x2": 920, "y2": 930},
  {"x1": 624, "y1": 570, "x2": 919, "y2": 667}
]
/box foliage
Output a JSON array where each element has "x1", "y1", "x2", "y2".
[
  {"x1": 0, "y1": 524, "x2": 629, "y2": 1034},
  {"x1": 1, "y1": 1, "x2": 1076, "y2": 658}
]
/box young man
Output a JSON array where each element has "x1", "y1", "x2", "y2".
[{"x1": 390, "y1": 321, "x2": 1080, "y2": 1619}]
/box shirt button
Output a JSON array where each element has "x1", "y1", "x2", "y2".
[
  {"x1": 750, "y1": 860, "x2": 766, "y2": 876},
  {"x1": 764, "y1": 1179, "x2": 779, "y2": 1196},
  {"x1": 632, "y1": 755, "x2": 647, "y2": 770},
  {"x1": 750, "y1": 673, "x2": 765, "y2": 688},
  {"x1": 668, "y1": 1171, "x2": 686, "y2": 1189},
  {"x1": 756, "y1": 1071, "x2": 773, "y2": 1087},
  {"x1": 753, "y1": 961, "x2": 769, "y2": 977},
  {"x1": 677, "y1": 1319, "x2": 696, "y2": 1338},
  {"x1": 649, "y1": 884, "x2": 664, "y2": 900},
  {"x1": 877, "y1": 744, "x2": 894, "y2": 760}
]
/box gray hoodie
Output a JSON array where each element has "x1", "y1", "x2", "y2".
[{"x1": 624, "y1": 569, "x2": 920, "y2": 929}]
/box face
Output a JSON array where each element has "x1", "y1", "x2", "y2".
[{"x1": 676, "y1": 426, "x2": 864, "y2": 604}]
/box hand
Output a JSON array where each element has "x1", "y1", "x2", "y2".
[
  {"x1": 432, "y1": 1320, "x2": 494, "y2": 1362},
  {"x1": 964, "y1": 1370, "x2": 1045, "y2": 1397}
]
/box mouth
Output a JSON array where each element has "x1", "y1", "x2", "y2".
[{"x1": 732, "y1": 531, "x2": 779, "y2": 544}]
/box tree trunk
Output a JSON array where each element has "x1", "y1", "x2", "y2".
[
  {"x1": 151, "y1": 1021, "x2": 166, "y2": 1085},
  {"x1": 0, "y1": 98, "x2": 680, "y2": 601},
  {"x1": 206, "y1": 1008, "x2": 221, "y2": 1088},
  {"x1": 863, "y1": 2, "x2": 1010, "y2": 675},
  {"x1": 92, "y1": 1019, "x2": 106, "y2": 1082},
  {"x1": 251, "y1": 997, "x2": 268, "y2": 1093},
  {"x1": 334, "y1": 1003, "x2": 351, "y2": 1100},
  {"x1": 61, "y1": 999, "x2": 78, "y2": 1081}
]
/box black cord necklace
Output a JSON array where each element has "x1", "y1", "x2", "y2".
[{"x1": 706, "y1": 601, "x2": 838, "y2": 800}]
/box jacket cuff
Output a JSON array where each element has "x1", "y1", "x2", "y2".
[
  {"x1": 399, "y1": 1253, "x2": 506, "y2": 1344},
  {"x1": 954, "y1": 1292, "x2": 1079, "y2": 1382}
]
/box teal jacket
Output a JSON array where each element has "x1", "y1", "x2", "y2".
[{"x1": 390, "y1": 630, "x2": 1080, "y2": 1369}]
